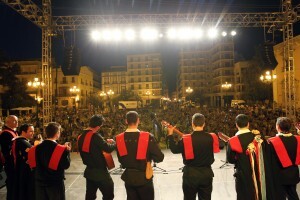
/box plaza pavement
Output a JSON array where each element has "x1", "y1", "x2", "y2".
[{"x1": 1, "y1": 149, "x2": 299, "y2": 199}]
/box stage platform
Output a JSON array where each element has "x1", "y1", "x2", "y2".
[{"x1": 1, "y1": 149, "x2": 299, "y2": 199}]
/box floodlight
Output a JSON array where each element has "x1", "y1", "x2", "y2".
[
  {"x1": 91, "y1": 30, "x2": 101, "y2": 41},
  {"x1": 193, "y1": 28, "x2": 203, "y2": 39},
  {"x1": 112, "y1": 29, "x2": 122, "y2": 41},
  {"x1": 231, "y1": 30, "x2": 237, "y2": 36},
  {"x1": 222, "y1": 31, "x2": 227, "y2": 37},
  {"x1": 208, "y1": 28, "x2": 218, "y2": 39},
  {"x1": 167, "y1": 28, "x2": 177, "y2": 39},
  {"x1": 178, "y1": 27, "x2": 193, "y2": 40},
  {"x1": 124, "y1": 29, "x2": 136, "y2": 41},
  {"x1": 140, "y1": 28, "x2": 159, "y2": 41},
  {"x1": 102, "y1": 29, "x2": 112, "y2": 41}
]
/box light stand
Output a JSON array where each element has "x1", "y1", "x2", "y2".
[{"x1": 109, "y1": 164, "x2": 124, "y2": 175}]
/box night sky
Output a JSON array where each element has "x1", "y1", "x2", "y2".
[{"x1": 0, "y1": 0, "x2": 300, "y2": 93}]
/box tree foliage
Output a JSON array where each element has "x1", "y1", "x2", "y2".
[
  {"x1": 0, "y1": 51, "x2": 35, "y2": 110},
  {"x1": 112, "y1": 89, "x2": 142, "y2": 104}
]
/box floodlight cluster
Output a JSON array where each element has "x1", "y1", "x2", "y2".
[{"x1": 91, "y1": 27, "x2": 236, "y2": 42}]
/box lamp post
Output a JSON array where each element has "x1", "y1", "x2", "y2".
[
  {"x1": 27, "y1": 78, "x2": 44, "y2": 128},
  {"x1": 70, "y1": 86, "x2": 80, "y2": 112},
  {"x1": 221, "y1": 82, "x2": 232, "y2": 107},
  {"x1": 146, "y1": 90, "x2": 151, "y2": 106},
  {"x1": 185, "y1": 87, "x2": 193, "y2": 104},
  {"x1": 100, "y1": 89, "x2": 114, "y2": 112},
  {"x1": 260, "y1": 70, "x2": 277, "y2": 103}
]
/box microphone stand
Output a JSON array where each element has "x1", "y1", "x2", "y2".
[{"x1": 219, "y1": 114, "x2": 232, "y2": 169}]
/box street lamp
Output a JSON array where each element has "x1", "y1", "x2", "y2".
[
  {"x1": 221, "y1": 82, "x2": 232, "y2": 107},
  {"x1": 27, "y1": 78, "x2": 44, "y2": 128},
  {"x1": 146, "y1": 90, "x2": 151, "y2": 105},
  {"x1": 70, "y1": 86, "x2": 80, "y2": 111},
  {"x1": 100, "y1": 89, "x2": 114, "y2": 112},
  {"x1": 186, "y1": 87, "x2": 193, "y2": 94},
  {"x1": 260, "y1": 71, "x2": 277, "y2": 83}
]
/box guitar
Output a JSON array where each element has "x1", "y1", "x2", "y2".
[
  {"x1": 161, "y1": 120, "x2": 185, "y2": 137},
  {"x1": 218, "y1": 132, "x2": 230, "y2": 142}
]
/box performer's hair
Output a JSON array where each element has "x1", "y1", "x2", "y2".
[
  {"x1": 276, "y1": 117, "x2": 292, "y2": 133},
  {"x1": 89, "y1": 114, "x2": 105, "y2": 128},
  {"x1": 19, "y1": 123, "x2": 34, "y2": 134},
  {"x1": 235, "y1": 114, "x2": 249, "y2": 128},
  {"x1": 192, "y1": 113, "x2": 205, "y2": 127},
  {"x1": 45, "y1": 122, "x2": 61, "y2": 138},
  {"x1": 126, "y1": 111, "x2": 139, "y2": 125}
]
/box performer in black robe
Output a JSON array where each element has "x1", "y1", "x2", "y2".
[
  {"x1": 167, "y1": 113, "x2": 220, "y2": 200},
  {"x1": 12, "y1": 123, "x2": 35, "y2": 200},
  {"x1": 78, "y1": 114, "x2": 116, "y2": 200},
  {"x1": 33, "y1": 122, "x2": 71, "y2": 200},
  {"x1": 116, "y1": 111, "x2": 164, "y2": 200},
  {"x1": 0, "y1": 115, "x2": 18, "y2": 200},
  {"x1": 268, "y1": 117, "x2": 300, "y2": 200},
  {"x1": 227, "y1": 114, "x2": 275, "y2": 200}
]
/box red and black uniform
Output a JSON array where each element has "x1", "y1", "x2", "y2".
[
  {"x1": 30, "y1": 140, "x2": 70, "y2": 200},
  {"x1": 116, "y1": 131, "x2": 164, "y2": 200},
  {"x1": 12, "y1": 137, "x2": 34, "y2": 200},
  {"x1": 78, "y1": 130, "x2": 116, "y2": 200},
  {"x1": 0, "y1": 126, "x2": 17, "y2": 200},
  {"x1": 268, "y1": 134, "x2": 300, "y2": 200},
  {"x1": 168, "y1": 131, "x2": 219, "y2": 200},
  {"x1": 227, "y1": 131, "x2": 275, "y2": 200}
]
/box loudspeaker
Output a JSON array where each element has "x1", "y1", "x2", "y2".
[
  {"x1": 261, "y1": 42, "x2": 278, "y2": 70},
  {"x1": 62, "y1": 46, "x2": 81, "y2": 76}
]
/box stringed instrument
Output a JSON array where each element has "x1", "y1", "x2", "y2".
[
  {"x1": 218, "y1": 132, "x2": 231, "y2": 142},
  {"x1": 104, "y1": 139, "x2": 115, "y2": 170},
  {"x1": 161, "y1": 120, "x2": 185, "y2": 137}
]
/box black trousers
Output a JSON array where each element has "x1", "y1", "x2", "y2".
[
  {"x1": 85, "y1": 178, "x2": 114, "y2": 200},
  {"x1": 4, "y1": 164, "x2": 14, "y2": 200},
  {"x1": 281, "y1": 185, "x2": 299, "y2": 200},
  {"x1": 35, "y1": 181, "x2": 65, "y2": 200},
  {"x1": 125, "y1": 181, "x2": 154, "y2": 200},
  {"x1": 182, "y1": 180, "x2": 212, "y2": 200}
]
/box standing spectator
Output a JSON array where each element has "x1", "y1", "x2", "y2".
[
  {"x1": 116, "y1": 111, "x2": 164, "y2": 200},
  {"x1": 0, "y1": 115, "x2": 18, "y2": 200},
  {"x1": 269, "y1": 117, "x2": 300, "y2": 200},
  {"x1": 12, "y1": 123, "x2": 35, "y2": 200},
  {"x1": 78, "y1": 114, "x2": 116, "y2": 200},
  {"x1": 227, "y1": 114, "x2": 274, "y2": 200},
  {"x1": 29, "y1": 122, "x2": 71, "y2": 200},
  {"x1": 167, "y1": 113, "x2": 220, "y2": 200}
]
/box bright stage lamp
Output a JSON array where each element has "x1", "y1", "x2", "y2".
[
  {"x1": 193, "y1": 28, "x2": 203, "y2": 39},
  {"x1": 222, "y1": 31, "x2": 227, "y2": 37},
  {"x1": 91, "y1": 30, "x2": 101, "y2": 41},
  {"x1": 231, "y1": 30, "x2": 237, "y2": 36},
  {"x1": 102, "y1": 29, "x2": 112, "y2": 41},
  {"x1": 208, "y1": 28, "x2": 218, "y2": 39},
  {"x1": 167, "y1": 28, "x2": 177, "y2": 39},
  {"x1": 124, "y1": 29, "x2": 136, "y2": 41},
  {"x1": 112, "y1": 29, "x2": 122, "y2": 41},
  {"x1": 140, "y1": 28, "x2": 159, "y2": 41},
  {"x1": 178, "y1": 27, "x2": 193, "y2": 40}
]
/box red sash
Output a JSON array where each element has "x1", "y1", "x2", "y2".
[
  {"x1": 269, "y1": 136, "x2": 300, "y2": 168},
  {"x1": 28, "y1": 146, "x2": 37, "y2": 168},
  {"x1": 116, "y1": 132, "x2": 150, "y2": 160},
  {"x1": 48, "y1": 145, "x2": 66, "y2": 170},
  {"x1": 209, "y1": 133, "x2": 220, "y2": 153},
  {"x1": 182, "y1": 134, "x2": 194, "y2": 160},
  {"x1": 229, "y1": 136, "x2": 243, "y2": 153},
  {"x1": 0, "y1": 129, "x2": 17, "y2": 138},
  {"x1": 183, "y1": 133, "x2": 220, "y2": 160},
  {"x1": 78, "y1": 131, "x2": 115, "y2": 169},
  {"x1": 12, "y1": 139, "x2": 16, "y2": 167}
]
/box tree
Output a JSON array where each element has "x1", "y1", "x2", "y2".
[
  {"x1": 0, "y1": 52, "x2": 35, "y2": 111},
  {"x1": 112, "y1": 89, "x2": 142, "y2": 104}
]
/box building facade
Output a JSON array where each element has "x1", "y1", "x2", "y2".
[
  {"x1": 177, "y1": 39, "x2": 235, "y2": 107},
  {"x1": 273, "y1": 35, "x2": 300, "y2": 109}
]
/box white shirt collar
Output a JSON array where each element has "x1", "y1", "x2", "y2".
[
  {"x1": 235, "y1": 128, "x2": 251, "y2": 136},
  {"x1": 125, "y1": 128, "x2": 140, "y2": 132},
  {"x1": 276, "y1": 132, "x2": 293, "y2": 137}
]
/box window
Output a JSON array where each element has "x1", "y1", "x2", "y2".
[{"x1": 72, "y1": 77, "x2": 75, "y2": 83}]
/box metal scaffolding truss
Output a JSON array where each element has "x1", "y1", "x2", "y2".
[
  {"x1": 52, "y1": 12, "x2": 286, "y2": 31},
  {"x1": 1, "y1": 0, "x2": 300, "y2": 122}
]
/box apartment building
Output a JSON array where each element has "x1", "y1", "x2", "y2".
[
  {"x1": 101, "y1": 66, "x2": 127, "y2": 94},
  {"x1": 177, "y1": 39, "x2": 235, "y2": 107},
  {"x1": 273, "y1": 35, "x2": 300, "y2": 109},
  {"x1": 127, "y1": 53, "x2": 163, "y2": 105}
]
